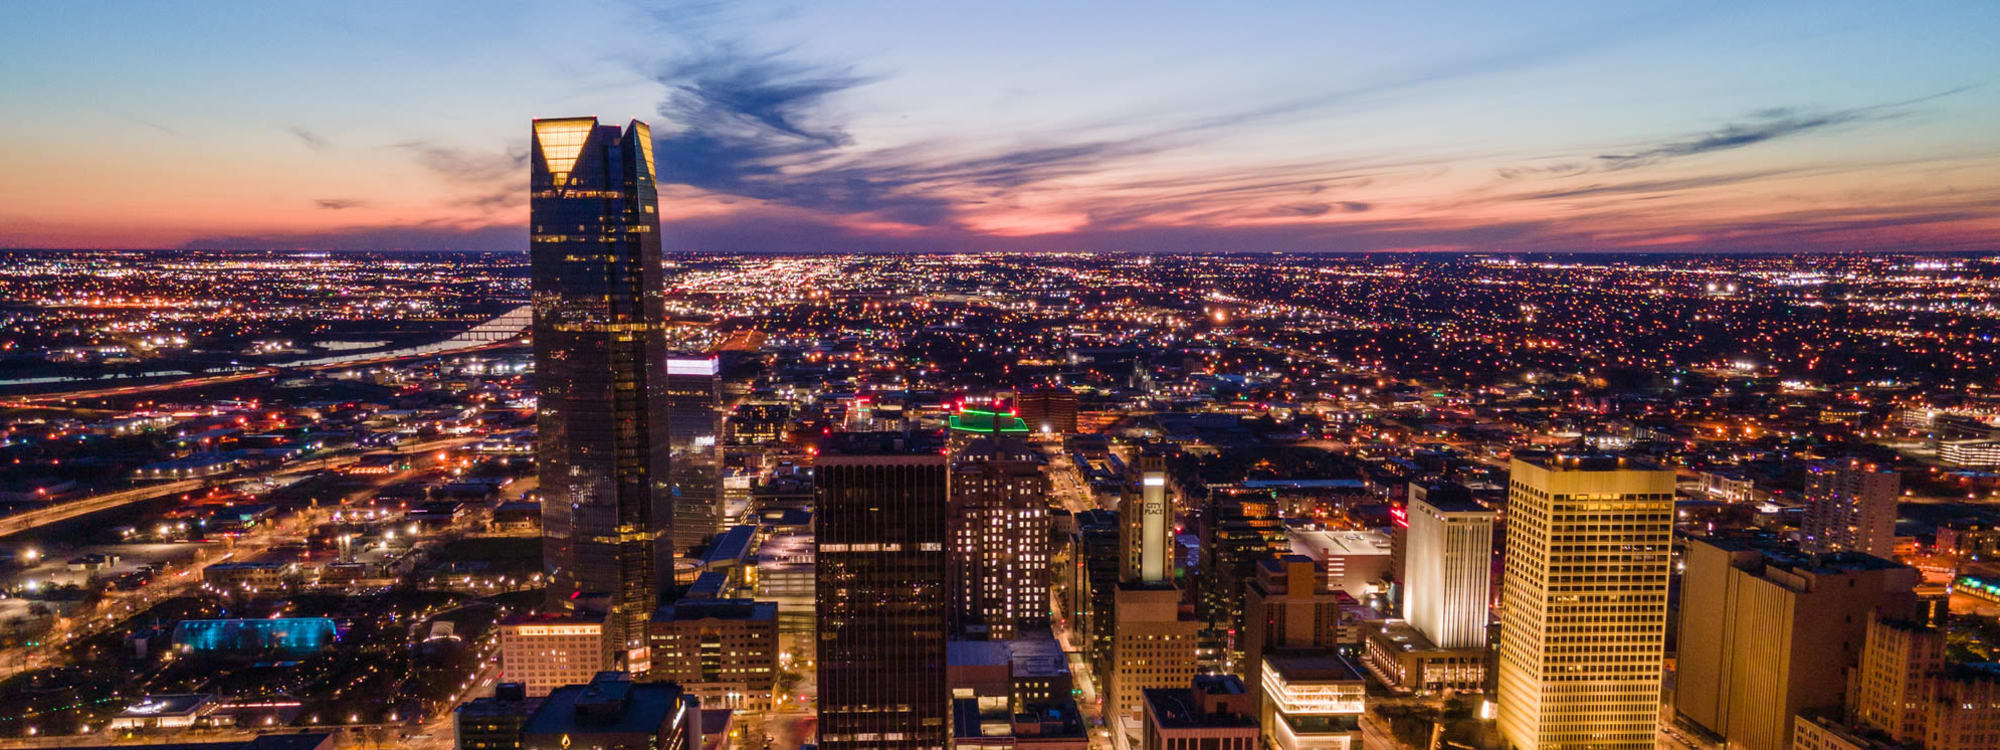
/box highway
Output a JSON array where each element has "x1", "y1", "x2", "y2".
[{"x1": 0, "y1": 437, "x2": 478, "y2": 541}]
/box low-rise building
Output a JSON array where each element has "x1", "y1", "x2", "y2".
[
  {"x1": 1357, "y1": 620, "x2": 1487, "y2": 695},
  {"x1": 520, "y1": 672, "x2": 700, "y2": 750},
  {"x1": 500, "y1": 614, "x2": 610, "y2": 697},
  {"x1": 648, "y1": 598, "x2": 779, "y2": 713},
  {"x1": 1142, "y1": 675, "x2": 1260, "y2": 750},
  {"x1": 1259, "y1": 655, "x2": 1365, "y2": 750}
]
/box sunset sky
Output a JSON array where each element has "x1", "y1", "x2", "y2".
[{"x1": 2, "y1": 0, "x2": 1997, "y2": 253}]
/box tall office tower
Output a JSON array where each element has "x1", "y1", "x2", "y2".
[
  {"x1": 1403, "y1": 487, "x2": 1494, "y2": 650},
  {"x1": 948, "y1": 436, "x2": 1052, "y2": 640},
  {"x1": 1675, "y1": 536, "x2": 1918, "y2": 750},
  {"x1": 1108, "y1": 450, "x2": 1199, "y2": 740},
  {"x1": 531, "y1": 116, "x2": 672, "y2": 669},
  {"x1": 815, "y1": 431, "x2": 950, "y2": 749},
  {"x1": 1800, "y1": 462, "x2": 1900, "y2": 558},
  {"x1": 665, "y1": 355, "x2": 723, "y2": 556},
  {"x1": 1070, "y1": 508, "x2": 1121, "y2": 686},
  {"x1": 1120, "y1": 451, "x2": 1173, "y2": 583},
  {"x1": 1496, "y1": 454, "x2": 1674, "y2": 750},
  {"x1": 1844, "y1": 611, "x2": 2000, "y2": 750},
  {"x1": 1197, "y1": 489, "x2": 1291, "y2": 672}
]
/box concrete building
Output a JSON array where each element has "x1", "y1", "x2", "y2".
[
  {"x1": 1357, "y1": 620, "x2": 1486, "y2": 696},
  {"x1": 1259, "y1": 655, "x2": 1365, "y2": 750},
  {"x1": 1495, "y1": 454, "x2": 1674, "y2": 750},
  {"x1": 949, "y1": 437, "x2": 1053, "y2": 640},
  {"x1": 520, "y1": 672, "x2": 699, "y2": 750},
  {"x1": 1675, "y1": 536, "x2": 1919, "y2": 750},
  {"x1": 455, "y1": 683, "x2": 539, "y2": 750},
  {"x1": 500, "y1": 615, "x2": 609, "y2": 697},
  {"x1": 1846, "y1": 612, "x2": 2000, "y2": 749},
  {"x1": 1240, "y1": 556, "x2": 1346, "y2": 700},
  {"x1": 947, "y1": 637, "x2": 1088, "y2": 749},
  {"x1": 1402, "y1": 490, "x2": 1493, "y2": 651},
  {"x1": 1800, "y1": 462, "x2": 1900, "y2": 558},
  {"x1": 1109, "y1": 582, "x2": 1201, "y2": 735},
  {"x1": 1791, "y1": 712, "x2": 1901, "y2": 750},
  {"x1": 1288, "y1": 529, "x2": 1392, "y2": 599},
  {"x1": 1141, "y1": 675, "x2": 1260, "y2": 750},
  {"x1": 647, "y1": 598, "x2": 779, "y2": 713}
]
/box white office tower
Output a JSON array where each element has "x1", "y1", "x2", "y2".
[{"x1": 1403, "y1": 488, "x2": 1495, "y2": 650}]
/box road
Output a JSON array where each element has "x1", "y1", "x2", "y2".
[
  {"x1": 1, "y1": 338, "x2": 527, "y2": 408},
  {"x1": 0, "y1": 436, "x2": 478, "y2": 540}
]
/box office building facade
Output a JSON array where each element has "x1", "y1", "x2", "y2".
[
  {"x1": 500, "y1": 615, "x2": 610, "y2": 698},
  {"x1": 1801, "y1": 462, "x2": 1900, "y2": 558},
  {"x1": 815, "y1": 432, "x2": 951, "y2": 749},
  {"x1": 949, "y1": 437, "x2": 1053, "y2": 640},
  {"x1": 648, "y1": 598, "x2": 779, "y2": 713},
  {"x1": 1403, "y1": 490, "x2": 1494, "y2": 650},
  {"x1": 1675, "y1": 537, "x2": 1918, "y2": 750},
  {"x1": 1495, "y1": 454, "x2": 1674, "y2": 750},
  {"x1": 531, "y1": 116, "x2": 673, "y2": 667},
  {"x1": 665, "y1": 355, "x2": 724, "y2": 555}
]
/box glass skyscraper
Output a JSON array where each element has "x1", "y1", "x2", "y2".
[
  {"x1": 530, "y1": 116, "x2": 673, "y2": 670},
  {"x1": 665, "y1": 355, "x2": 723, "y2": 556}
]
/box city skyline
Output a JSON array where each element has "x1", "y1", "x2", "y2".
[{"x1": 3, "y1": 1, "x2": 1998, "y2": 254}]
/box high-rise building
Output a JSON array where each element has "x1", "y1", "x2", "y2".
[
  {"x1": 1496, "y1": 454, "x2": 1674, "y2": 750},
  {"x1": 1800, "y1": 462, "x2": 1900, "y2": 558},
  {"x1": 665, "y1": 355, "x2": 724, "y2": 556},
  {"x1": 1403, "y1": 489, "x2": 1494, "y2": 650},
  {"x1": 1120, "y1": 451, "x2": 1173, "y2": 584},
  {"x1": 948, "y1": 436, "x2": 1052, "y2": 640},
  {"x1": 1069, "y1": 508, "x2": 1121, "y2": 687},
  {"x1": 1198, "y1": 489, "x2": 1291, "y2": 672},
  {"x1": 455, "y1": 682, "x2": 538, "y2": 750},
  {"x1": 1674, "y1": 536, "x2": 1918, "y2": 750},
  {"x1": 647, "y1": 598, "x2": 779, "y2": 713},
  {"x1": 1843, "y1": 611, "x2": 2000, "y2": 750},
  {"x1": 1108, "y1": 451, "x2": 1200, "y2": 741},
  {"x1": 500, "y1": 614, "x2": 610, "y2": 697},
  {"x1": 531, "y1": 116, "x2": 673, "y2": 668},
  {"x1": 815, "y1": 431, "x2": 950, "y2": 749},
  {"x1": 1240, "y1": 556, "x2": 1345, "y2": 702}
]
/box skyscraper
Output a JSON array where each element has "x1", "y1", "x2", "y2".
[
  {"x1": 665, "y1": 355, "x2": 723, "y2": 557},
  {"x1": 1801, "y1": 462, "x2": 1900, "y2": 558},
  {"x1": 815, "y1": 431, "x2": 950, "y2": 749},
  {"x1": 1108, "y1": 449, "x2": 1199, "y2": 740},
  {"x1": 1120, "y1": 450, "x2": 1173, "y2": 584},
  {"x1": 948, "y1": 436, "x2": 1052, "y2": 640},
  {"x1": 1674, "y1": 536, "x2": 1917, "y2": 750},
  {"x1": 1403, "y1": 488, "x2": 1494, "y2": 650},
  {"x1": 531, "y1": 116, "x2": 671, "y2": 670},
  {"x1": 1496, "y1": 454, "x2": 1673, "y2": 750}
]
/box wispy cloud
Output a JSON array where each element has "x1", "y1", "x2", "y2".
[
  {"x1": 289, "y1": 126, "x2": 330, "y2": 151},
  {"x1": 315, "y1": 198, "x2": 365, "y2": 210}
]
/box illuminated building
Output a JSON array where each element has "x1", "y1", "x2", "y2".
[
  {"x1": 1108, "y1": 449, "x2": 1200, "y2": 740},
  {"x1": 1955, "y1": 574, "x2": 2000, "y2": 605},
  {"x1": 815, "y1": 431, "x2": 951, "y2": 749},
  {"x1": 108, "y1": 694, "x2": 216, "y2": 730},
  {"x1": 1287, "y1": 529, "x2": 1391, "y2": 599},
  {"x1": 1495, "y1": 454, "x2": 1674, "y2": 750},
  {"x1": 647, "y1": 598, "x2": 778, "y2": 713},
  {"x1": 1241, "y1": 556, "x2": 1345, "y2": 702},
  {"x1": 1141, "y1": 675, "x2": 1260, "y2": 750},
  {"x1": 665, "y1": 356, "x2": 724, "y2": 555},
  {"x1": 520, "y1": 672, "x2": 698, "y2": 750},
  {"x1": 1800, "y1": 462, "x2": 1899, "y2": 558},
  {"x1": 501, "y1": 615, "x2": 610, "y2": 697},
  {"x1": 531, "y1": 116, "x2": 673, "y2": 670},
  {"x1": 1675, "y1": 536, "x2": 1918, "y2": 750},
  {"x1": 1199, "y1": 489, "x2": 1291, "y2": 671},
  {"x1": 1357, "y1": 620, "x2": 1486, "y2": 695},
  {"x1": 1068, "y1": 508, "x2": 1120, "y2": 686},
  {"x1": 170, "y1": 618, "x2": 336, "y2": 654},
  {"x1": 1259, "y1": 655, "x2": 1365, "y2": 750},
  {"x1": 1845, "y1": 611, "x2": 2000, "y2": 750},
  {"x1": 1402, "y1": 489, "x2": 1493, "y2": 651},
  {"x1": 948, "y1": 436, "x2": 1052, "y2": 640}
]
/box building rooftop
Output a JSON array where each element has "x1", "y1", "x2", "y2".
[
  {"x1": 522, "y1": 672, "x2": 689, "y2": 737},
  {"x1": 1514, "y1": 451, "x2": 1662, "y2": 472},
  {"x1": 1263, "y1": 652, "x2": 1367, "y2": 682},
  {"x1": 820, "y1": 429, "x2": 946, "y2": 456},
  {"x1": 653, "y1": 598, "x2": 777, "y2": 624}
]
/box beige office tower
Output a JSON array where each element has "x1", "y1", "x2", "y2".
[
  {"x1": 1404, "y1": 491, "x2": 1495, "y2": 650},
  {"x1": 1496, "y1": 454, "x2": 1674, "y2": 750},
  {"x1": 1108, "y1": 451, "x2": 1198, "y2": 744},
  {"x1": 1674, "y1": 537, "x2": 1917, "y2": 750}
]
